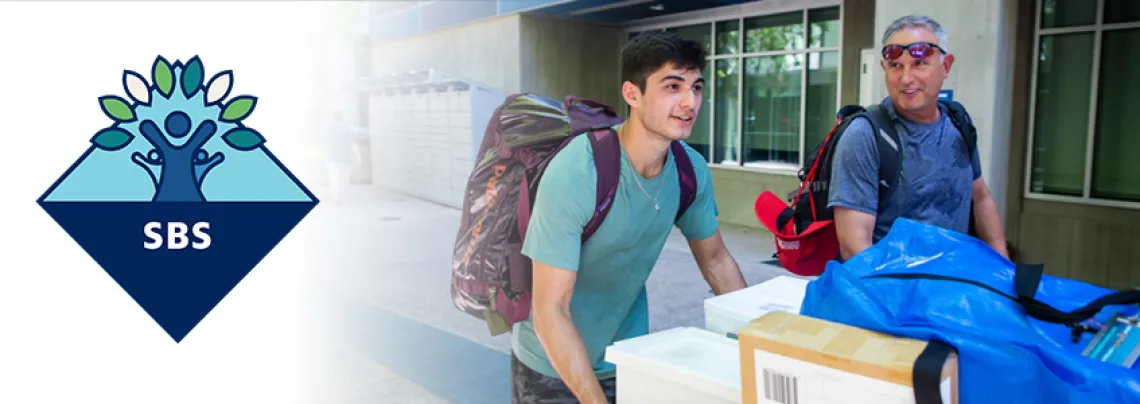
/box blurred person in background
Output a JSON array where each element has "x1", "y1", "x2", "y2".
[{"x1": 323, "y1": 110, "x2": 365, "y2": 204}]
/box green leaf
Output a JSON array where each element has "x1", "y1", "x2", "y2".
[
  {"x1": 222, "y1": 128, "x2": 265, "y2": 151},
  {"x1": 99, "y1": 96, "x2": 135, "y2": 122},
  {"x1": 91, "y1": 127, "x2": 134, "y2": 151},
  {"x1": 181, "y1": 56, "x2": 203, "y2": 98},
  {"x1": 152, "y1": 56, "x2": 173, "y2": 98},
  {"x1": 220, "y1": 96, "x2": 257, "y2": 122}
]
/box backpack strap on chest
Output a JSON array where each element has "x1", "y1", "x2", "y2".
[
  {"x1": 671, "y1": 141, "x2": 698, "y2": 223},
  {"x1": 584, "y1": 135, "x2": 701, "y2": 242},
  {"x1": 862, "y1": 104, "x2": 902, "y2": 210},
  {"x1": 583, "y1": 128, "x2": 621, "y2": 242}
]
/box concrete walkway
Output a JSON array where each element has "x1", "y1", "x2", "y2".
[{"x1": 304, "y1": 184, "x2": 797, "y2": 403}]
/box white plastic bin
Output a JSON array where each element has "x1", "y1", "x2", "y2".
[
  {"x1": 704, "y1": 275, "x2": 810, "y2": 337},
  {"x1": 604, "y1": 327, "x2": 741, "y2": 404}
]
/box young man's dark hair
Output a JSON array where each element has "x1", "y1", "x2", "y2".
[{"x1": 621, "y1": 31, "x2": 708, "y2": 94}]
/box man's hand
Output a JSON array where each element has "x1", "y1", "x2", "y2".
[
  {"x1": 972, "y1": 177, "x2": 1009, "y2": 259},
  {"x1": 687, "y1": 230, "x2": 746, "y2": 295},
  {"x1": 531, "y1": 260, "x2": 609, "y2": 404},
  {"x1": 834, "y1": 206, "x2": 875, "y2": 261}
]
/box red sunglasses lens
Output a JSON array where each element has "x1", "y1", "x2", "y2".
[
  {"x1": 909, "y1": 43, "x2": 931, "y2": 58},
  {"x1": 883, "y1": 45, "x2": 904, "y2": 60},
  {"x1": 883, "y1": 43, "x2": 934, "y2": 60}
]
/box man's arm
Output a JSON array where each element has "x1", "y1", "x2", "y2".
[
  {"x1": 971, "y1": 177, "x2": 1009, "y2": 258},
  {"x1": 674, "y1": 145, "x2": 746, "y2": 295},
  {"x1": 517, "y1": 137, "x2": 605, "y2": 402},
  {"x1": 827, "y1": 118, "x2": 881, "y2": 261},
  {"x1": 687, "y1": 230, "x2": 746, "y2": 295},
  {"x1": 531, "y1": 261, "x2": 609, "y2": 404},
  {"x1": 834, "y1": 207, "x2": 875, "y2": 260}
]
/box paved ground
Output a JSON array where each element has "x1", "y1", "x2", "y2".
[{"x1": 302, "y1": 183, "x2": 798, "y2": 403}]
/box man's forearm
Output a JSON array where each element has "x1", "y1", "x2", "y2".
[
  {"x1": 701, "y1": 251, "x2": 746, "y2": 295},
  {"x1": 839, "y1": 239, "x2": 872, "y2": 261},
  {"x1": 834, "y1": 207, "x2": 875, "y2": 261},
  {"x1": 533, "y1": 305, "x2": 608, "y2": 403},
  {"x1": 974, "y1": 197, "x2": 1009, "y2": 258}
]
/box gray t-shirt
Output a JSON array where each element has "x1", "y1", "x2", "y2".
[{"x1": 827, "y1": 97, "x2": 982, "y2": 243}]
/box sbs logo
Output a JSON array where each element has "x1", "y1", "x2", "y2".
[{"x1": 38, "y1": 55, "x2": 318, "y2": 342}]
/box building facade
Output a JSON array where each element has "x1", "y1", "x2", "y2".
[{"x1": 354, "y1": 0, "x2": 1140, "y2": 289}]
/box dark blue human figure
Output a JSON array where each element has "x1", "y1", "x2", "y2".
[{"x1": 131, "y1": 111, "x2": 225, "y2": 202}]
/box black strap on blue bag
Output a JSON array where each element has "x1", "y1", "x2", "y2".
[
  {"x1": 913, "y1": 340, "x2": 956, "y2": 404},
  {"x1": 867, "y1": 264, "x2": 1140, "y2": 341},
  {"x1": 1012, "y1": 264, "x2": 1140, "y2": 340}
]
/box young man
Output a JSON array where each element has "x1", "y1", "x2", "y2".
[
  {"x1": 828, "y1": 15, "x2": 1008, "y2": 260},
  {"x1": 510, "y1": 31, "x2": 748, "y2": 403}
]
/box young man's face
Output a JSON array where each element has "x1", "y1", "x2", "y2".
[
  {"x1": 880, "y1": 27, "x2": 953, "y2": 115},
  {"x1": 625, "y1": 63, "x2": 704, "y2": 141}
]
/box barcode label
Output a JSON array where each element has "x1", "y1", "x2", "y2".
[{"x1": 763, "y1": 368, "x2": 799, "y2": 404}]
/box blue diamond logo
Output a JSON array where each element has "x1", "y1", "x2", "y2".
[{"x1": 37, "y1": 55, "x2": 318, "y2": 342}]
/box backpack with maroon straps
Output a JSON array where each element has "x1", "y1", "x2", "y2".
[{"x1": 451, "y1": 93, "x2": 698, "y2": 335}]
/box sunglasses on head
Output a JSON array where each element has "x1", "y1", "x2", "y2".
[{"x1": 881, "y1": 42, "x2": 946, "y2": 61}]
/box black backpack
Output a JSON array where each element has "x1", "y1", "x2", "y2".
[{"x1": 783, "y1": 100, "x2": 979, "y2": 240}]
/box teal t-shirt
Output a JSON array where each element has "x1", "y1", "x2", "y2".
[{"x1": 511, "y1": 130, "x2": 720, "y2": 379}]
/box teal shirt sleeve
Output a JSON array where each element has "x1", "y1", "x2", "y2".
[
  {"x1": 520, "y1": 138, "x2": 595, "y2": 272},
  {"x1": 674, "y1": 143, "x2": 719, "y2": 240}
]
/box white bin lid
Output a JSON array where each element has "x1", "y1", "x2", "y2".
[
  {"x1": 705, "y1": 276, "x2": 809, "y2": 318},
  {"x1": 604, "y1": 327, "x2": 740, "y2": 401}
]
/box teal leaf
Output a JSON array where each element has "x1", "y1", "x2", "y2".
[
  {"x1": 99, "y1": 95, "x2": 135, "y2": 122},
  {"x1": 220, "y1": 96, "x2": 257, "y2": 122},
  {"x1": 181, "y1": 56, "x2": 203, "y2": 98},
  {"x1": 91, "y1": 127, "x2": 134, "y2": 151},
  {"x1": 152, "y1": 56, "x2": 173, "y2": 98},
  {"x1": 222, "y1": 128, "x2": 265, "y2": 151}
]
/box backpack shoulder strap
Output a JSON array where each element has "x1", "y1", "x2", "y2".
[
  {"x1": 862, "y1": 104, "x2": 902, "y2": 204},
  {"x1": 940, "y1": 99, "x2": 978, "y2": 157},
  {"x1": 584, "y1": 135, "x2": 698, "y2": 239},
  {"x1": 671, "y1": 141, "x2": 697, "y2": 222},
  {"x1": 583, "y1": 128, "x2": 621, "y2": 242},
  {"x1": 939, "y1": 99, "x2": 980, "y2": 236}
]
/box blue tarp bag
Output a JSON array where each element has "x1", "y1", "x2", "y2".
[{"x1": 800, "y1": 218, "x2": 1140, "y2": 404}]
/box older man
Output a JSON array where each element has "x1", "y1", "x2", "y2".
[{"x1": 828, "y1": 15, "x2": 1008, "y2": 260}]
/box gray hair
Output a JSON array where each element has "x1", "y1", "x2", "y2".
[{"x1": 881, "y1": 15, "x2": 950, "y2": 55}]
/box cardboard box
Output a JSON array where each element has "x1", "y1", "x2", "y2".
[
  {"x1": 704, "y1": 275, "x2": 809, "y2": 337},
  {"x1": 737, "y1": 312, "x2": 958, "y2": 404}
]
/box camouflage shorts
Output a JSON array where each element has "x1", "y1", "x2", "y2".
[{"x1": 511, "y1": 353, "x2": 617, "y2": 404}]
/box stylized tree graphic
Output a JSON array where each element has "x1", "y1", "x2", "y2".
[{"x1": 90, "y1": 55, "x2": 266, "y2": 202}]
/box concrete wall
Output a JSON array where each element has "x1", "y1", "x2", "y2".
[
  {"x1": 872, "y1": 0, "x2": 1018, "y2": 225},
  {"x1": 519, "y1": 14, "x2": 625, "y2": 109},
  {"x1": 369, "y1": 14, "x2": 523, "y2": 94},
  {"x1": 368, "y1": 12, "x2": 627, "y2": 104},
  {"x1": 840, "y1": 0, "x2": 876, "y2": 106}
]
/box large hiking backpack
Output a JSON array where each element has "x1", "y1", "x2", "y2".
[
  {"x1": 754, "y1": 100, "x2": 978, "y2": 276},
  {"x1": 451, "y1": 93, "x2": 698, "y2": 336}
]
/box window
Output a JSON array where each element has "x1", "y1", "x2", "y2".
[
  {"x1": 628, "y1": 5, "x2": 841, "y2": 171},
  {"x1": 1027, "y1": 0, "x2": 1140, "y2": 206}
]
